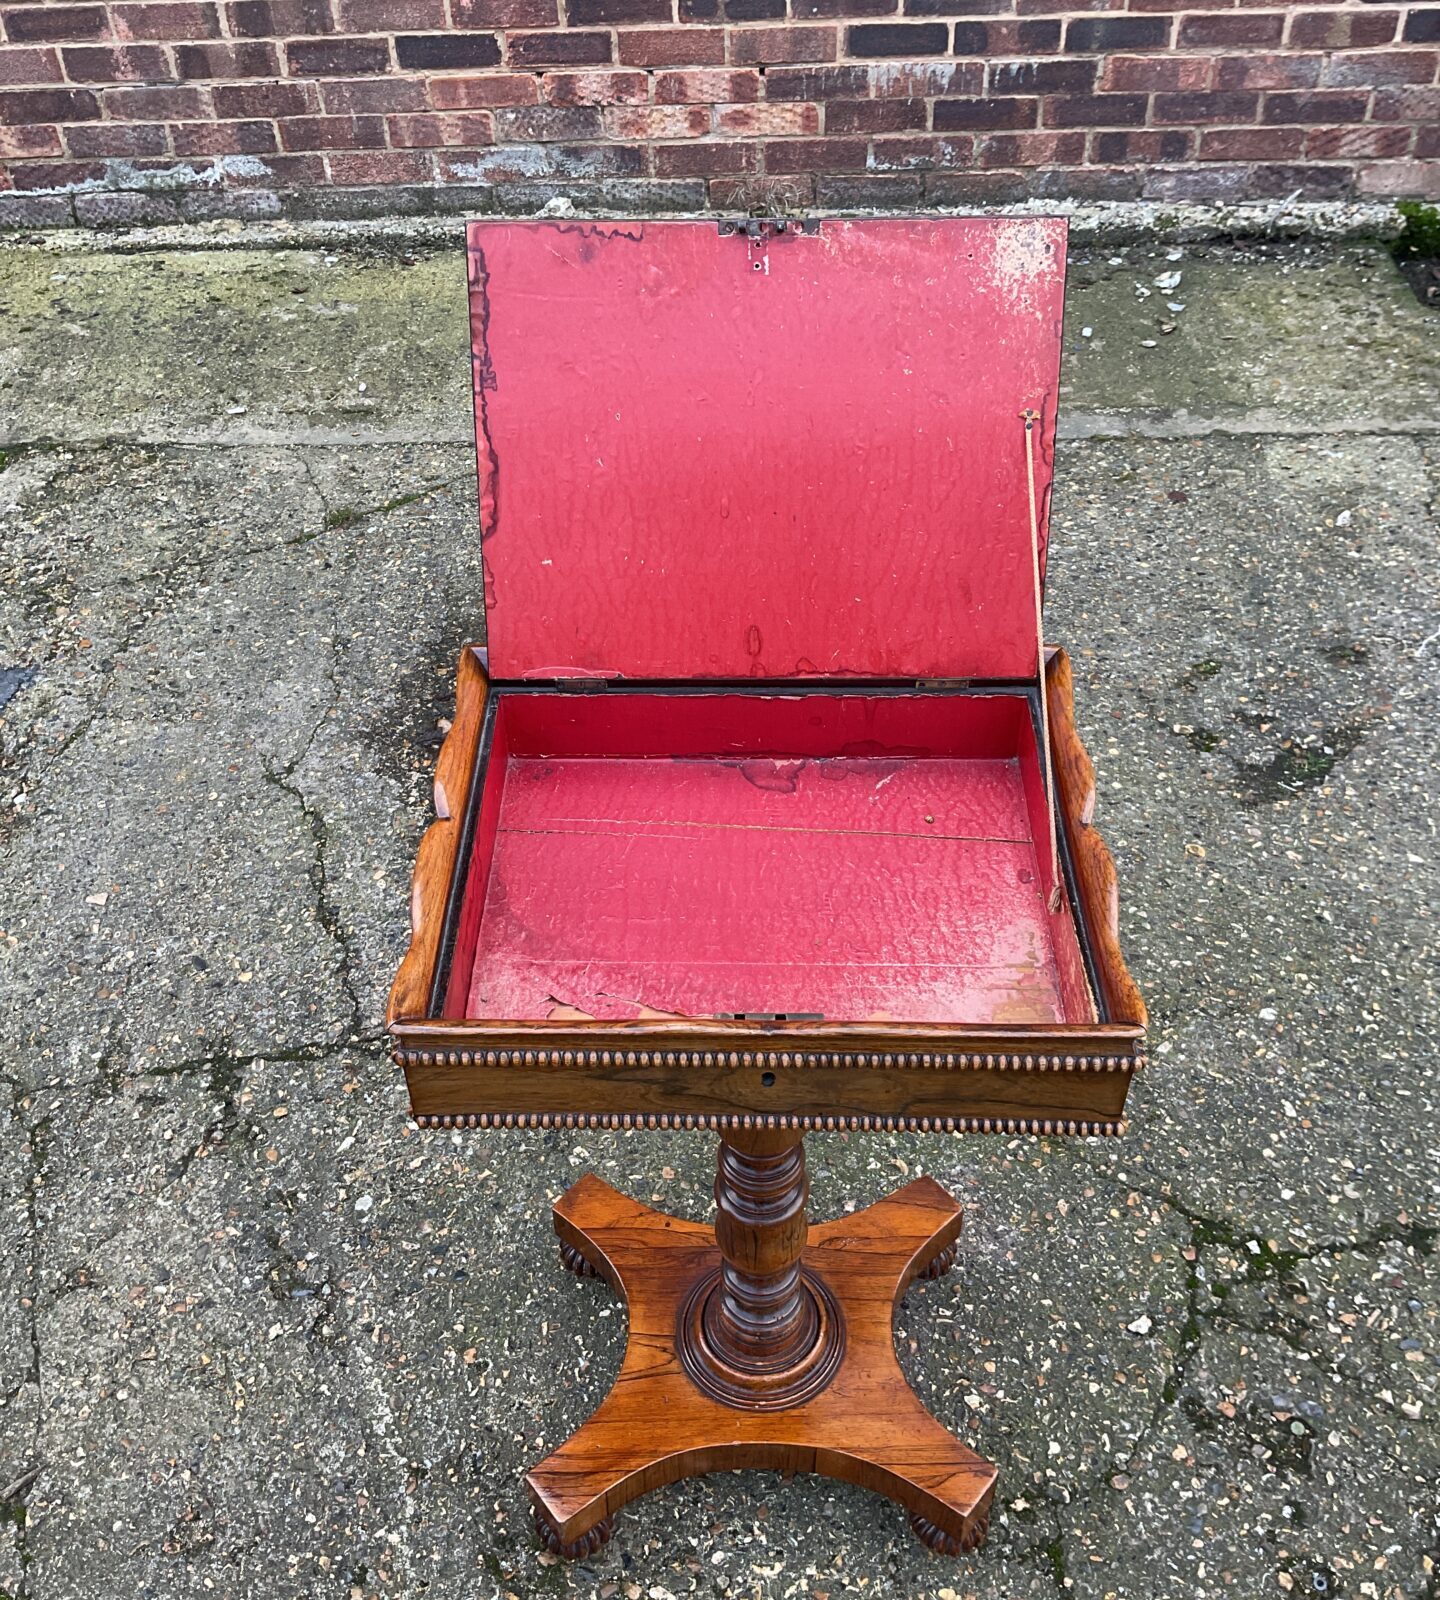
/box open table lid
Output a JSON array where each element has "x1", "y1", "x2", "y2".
[{"x1": 468, "y1": 216, "x2": 1066, "y2": 684}]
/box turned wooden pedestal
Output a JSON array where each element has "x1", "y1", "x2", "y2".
[{"x1": 528, "y1": 1130, "x2": 996, "y2": 1559}]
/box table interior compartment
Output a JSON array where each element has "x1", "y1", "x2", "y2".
[{"x1": 444, "y1": 690, "x2": 1096, "y2": 1028}]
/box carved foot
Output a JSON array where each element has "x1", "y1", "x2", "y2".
[
  {"x1": 559, "y1": 1240, "x2": 601, "y2": 1279},
  {"x1": 916, "y1": 1241, "x2": 958, "y2": 1280},
  {"x1": 909, "y1": 1506, "x2": 990, "y2": 1555},
  {"x1": 534, "y1": 1504, "x2": 613, "y2": 1560}
]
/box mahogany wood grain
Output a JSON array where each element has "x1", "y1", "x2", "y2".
[
  {"x1": 385, "y1": 645, "x2": 487, "y2": 1027},
  {"x1": 529, "y1": 1161, "x2": 995, "y2": 1557},
  {"x1": 1044, "y1": 648, "x2": 1147, "y2": 1031}
]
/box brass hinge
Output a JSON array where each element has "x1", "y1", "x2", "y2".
[
  {"x1": 717, "y1": 219, "x2": 819, "y2": 238},
  {"x1": 550, "y1": 678, "x2": 609, "y2": 691},
  {"x1": 722, "y1": 1011, "x2": 825, "y2": 1022},
  {"x1": 916, "y1": 677, "x2": 972, "y2": 689}
]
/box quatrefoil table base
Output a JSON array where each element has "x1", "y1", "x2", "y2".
[{"x1": 526, "y1": 1135, "x2": 996, "y2": 1559}]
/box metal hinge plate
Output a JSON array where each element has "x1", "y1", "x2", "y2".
[
  {"x1": 916, "y1": 677, "x2": 972, "y2": 689},
  {"x1": 717, "y1": 219, "x2": 820, "y2": 238}
]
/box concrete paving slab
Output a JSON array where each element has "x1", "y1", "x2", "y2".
[{"x1": 0, "y1": 233, "x2": 1435, "y2": 1600}]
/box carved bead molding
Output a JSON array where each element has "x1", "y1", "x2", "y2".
[
  {"x1": 410, "y1": 1111, "x2": 1127, "y2": 1137},
  {"x1": 393, "y1": 1047, "x2": 1144, "y2": 1074}
]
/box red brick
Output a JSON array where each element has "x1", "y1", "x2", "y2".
[
  {"x1": 684, "y1": 0, "x2": 785, "y2": 18},
  {"x1": 6, "y1": 158, "x2": 106, "y2": 187},
  {"x1": 906, "y1": 0, "x2": 1006, "y2": 13},
  {"x1": 238, "y1": 150, "x2": 323, "y2": 182},
  {"x1": 655, "y1": 68, "x2": 760, "y2": 101},
  {"x1": 1018, "y1": 0, "x2": 1121, "y2": 11},
  {"x1": 1371, "y1": 84, "x2": 1440, "y2": 120},
  {"x1": 1286, "y1": 8, "x2": 1398, "y2": 48},
  {"x1": 226, "y1": 0, "x2": 333, "y2": 34},
  {"x1": 213, "y1": 79, "x2": 312, "y2": 116},
  {"x1": 1198, "y1": 125, "x2": 1304, "y2": 160},
  {"x1": 2, "y1": 5, "x2": 110, "y2": 43},
  {"x1": 0, "y1": 122, "x2": 63, "y2": 157},
  {"x1": 1177, "y1": 12, "x2": 1285, "y2": 46},
  {"x1": 1099, "y1": 52, "x2": 1211, "y2": 91},
  {"x1": 319, "y1": 75, "x2": 425, "y2": 111},
  {"x1": 65, "y1": 120, "x2": 167, "y2": 154},
  {"x1": 1415, "y1": 123, "x2": 1440, "y2": 158},
  {"x1": 655, "y1": 139, "x2": 757, "y2": 175},
  {"x1": 617, "y1": 28, "x2": 724, "y2": 65},
  {"x1": 453, "y1": 0, "x2": 556, "y2": 21},
  {"x1": 716, "y1": 100, "x2": 818, "y2": 134},
  {"x1": 730, "y1": 26, "x2": 837, "y2": 63},
  {"x1": 1357, "y1": 158, "x2": 1439, "y2": 196},
  {"x1": 429, "y1": 72, "x2": 539, "y2": 106},
  {"x1": 570, "y1": 0, "x2": 666, "y2": 19},
  {"x1": 845, "y1": 20, "x2": 945, "y2": 53},
  {"x1": 1215, "y1": 53, "x2": 1322, "y2": 90},
  {"x1": 176, "y1": 41, "x2": 279, "y2": 77},
  {"x1": 438, "y1": 140, "x2": 643, "y2": 178},
  {"x1": 172, "y1": 116, "x2": 276, "y2": 152},
  {"x1": 763, "y1": 135, "x2": 865, "y2": 170},
  {"x1": 1090, "y1": 126, "x2": 1190, "y2": 161},
  {"x1": 112, "y1": 2, "x2": 221, "y2": 39},
  {"x1": 989, "y1": 58, "x2": 1093, "y2": 93},
  {"x1": 605, "y1": 103, "x2": 709, "y2": 137},
  {"x1": 284, "y1": 37, "x2": 389, "y2": 75},
  {"x1": 0, "y1": 47, "x2": 63, "y2": 85},
  {"x1": 765, "y1": 64, "x2": 868, "y2": 96},
  {"x1": 1126, "y1": 0, "x2": 1226, "y2": 9},
  {"x1": 977, "y1": 128, "x2": 1083, "y2": 164},
  {"x1": 1320, "y1": 49, "x2": 1438, "y2": 87},
  {"x1": 1042, "y1": 92, "x2": 1146, "y2": 126},
  {"x1": 60, "y1": 44, "x2": 170, "y2": 81},
  {"x1": 388, "y1": 109, "x2": 494, "y2": 143},
  {"x1": 825, "y1": 96, "x2": 923, "y2": 131},
  {"x1": 794, "y1": 0, "x2": 894, "y2": 16},
  {"x1": 1152, "y1": 90, "x2": 1260, "y2": 123},
  {"x1": 543, "y1": 69, "x2": 648, "y2": 104},
  {"x1": 1063, "y1": 14, "x2": 1170, "y2": 50},
  {"x1": 103, "y1": 82, "x2": 207, "y2": 116},
  {"x1": 954, "y1": 18, "x2": 1060, "y2": 51},
  {"x1": 925, "y1": 169, "x2": 1033, "y2": 202},
  {"x1": 326, "y1": 148, "x2": 433, "y2": 183},
  {"x1": 507, "y1": 31, "x2": 612, "y2": 66},
  {"x1": 935, "y1": 95, "x2": 1037, "y2": 129},
  {"x1": 1305, "y1": 122, "x2": 1413, "y2": 159},
  {"x1": 0, "y1": 85, "x2": 100, "y2": 122},
  {"x1": 866, "y1": 60, "x2": 979, "y2": 93},
  {"x1": 861, "y1": 133, "x2": 960, "y2": 166},
  {"x1": 278, "y1": 112, "x2": 385, "y2": 148},
  {"x1": 338, "y1": 0, "x2": 445, "y2": 25},
  {"x1": 1261, "y1": 89, "x2": 1369, "y2": 123},
  {"x1": 495, "y1": 102, "x2": 601, "y2": 137},
  {"x1": 395, "y1": 33, "x2": 501, "y2": 70},
  {"x1": 816, "y1": 172, "x2": 924, "y2": 205}
]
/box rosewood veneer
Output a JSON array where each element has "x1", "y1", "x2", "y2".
[{"x1": 387, "y1": 218, "x2": 1146, "y2": 1559}]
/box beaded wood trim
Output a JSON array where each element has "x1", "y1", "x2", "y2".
[
  {"x1": 393, "y1": 1047, "x2": 1144, "y2": 1074},
  {"x1": 411, "y1": 1110, "x2": 1126, "y2": 1136}
]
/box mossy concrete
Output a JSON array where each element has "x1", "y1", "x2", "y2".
[{"x1": 0, "y1": 236, "x2": 1436, "y2": 1600}]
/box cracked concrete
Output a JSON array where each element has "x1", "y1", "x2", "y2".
[{"x1": 0, "y1": 231, "x2": 1437, "y2": 1600}]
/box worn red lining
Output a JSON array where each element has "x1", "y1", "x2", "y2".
[{"x1": 448, "y1": 691, "x2": 1094, "y2": 1028}]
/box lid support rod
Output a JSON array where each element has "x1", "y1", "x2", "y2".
[{"x1": 1022, "y1": 407, "x2": 1062, "y2": 916}]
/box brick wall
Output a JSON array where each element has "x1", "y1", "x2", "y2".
[{"x1": 1, "y1": 0, "x2": 1437, "y2": 225}]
